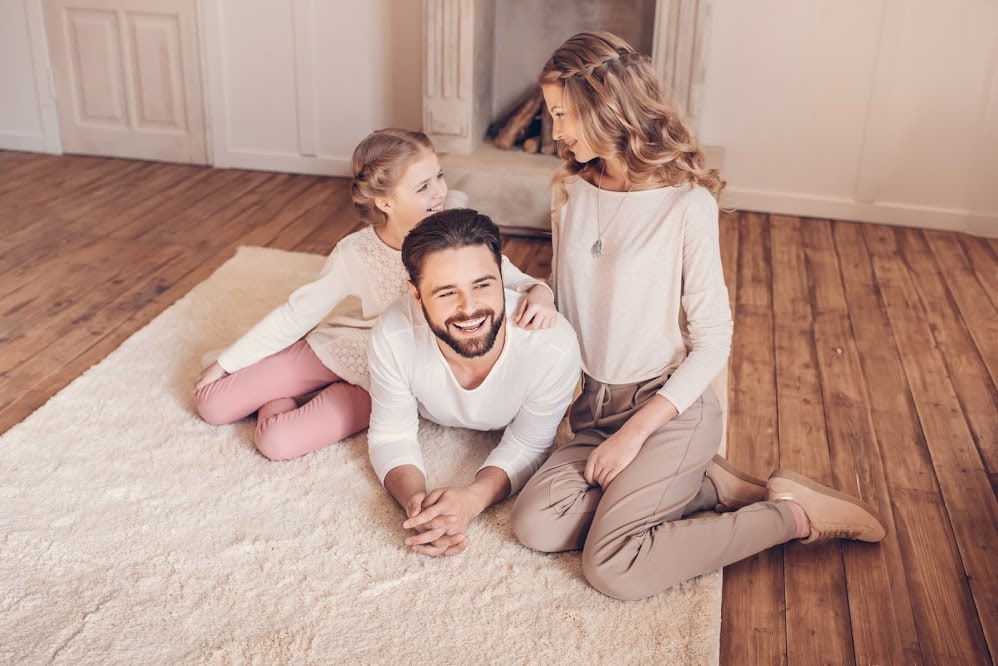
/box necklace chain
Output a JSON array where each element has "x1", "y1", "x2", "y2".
[{"x1": 593, "y1": 163, "x2": 634, "y2": 259}]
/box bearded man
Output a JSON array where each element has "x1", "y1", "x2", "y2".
[{"x1": 367, "y1": 208, "x2": 581, "y2": 557}]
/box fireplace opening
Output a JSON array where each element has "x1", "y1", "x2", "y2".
[{"x1": 487, "y1": 0, "x2": 657, "y2": 153}]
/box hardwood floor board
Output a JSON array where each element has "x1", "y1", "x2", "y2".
[
  {"x1": 0, "y1": 159, "x2": 155, "y2": 269},
  {"x1": 0, "y1": 198, "x2": 45, "y2": 242},
  {"x1": 126, "y1": 169, "x2": 275, "y2": 244},
  {"x1": 0, "y1": 212, "x2": 84, "y2": 276},
  {"x1": 10, "y1": 156, "x2": 136, "y2": 212},
  {"x1": 30, "y1": 165, "x2": 202, "y2": 254},
  {"x1": 1, "y1": 375, "x2": 75, "y2": 432},
  {"x1": 108, "y1": 166, "x2": 244, "y2": 241},
  {"x1": 0, "y1": 149, "x2": 25, "y2": 166},
  {"x1": 864, "y1": 228, "x2": 997, "y2": 654},
  {"x1": 957, "y1": 235, "x2": 998, "y2": 310},
  {"x1": 0, "y1": 150, "x2": 47, "y2": 186},
  {"x1": 23, "y1": 159, "x2": 153, "y2": 226},
  {"x1": 719, "y1": 212, "x2": 740, "y2": 313},
  {"x1": 987, "y1": 238, "x2": 998, "y2": 271},
  {"x1": 718, "y1": 213, "x2": 740, "y2": 408},
  {"x1": 893, "y1": 229, "x2": 998, "y2": 490},
  {"x1": 717, "y1": 211, "x2": 751, "y2": 662},
  {"x1": 0, "y1": 151, "x2": 71, "y2": 188},
  {"x1": 272, "y1": 182, "x2": 361, "y2": 256},
  {"x1": 802, "y1": 219, "x2": 921, "y2": 665},
  {"x1": 107, "y1": 170, "x2": 293, "y2": 257},
  {"x1": 0, "y1": 234, "x2": 155, "y2": 326},
  {"x1": 98, "y1": 163, "x2": 216, "y2": 238},
  {"x1": 189, "y1": 171, "x2": 328, "y2": 239},
  {"x1": 815, "y1": 312, "x2": 924, "y2": 666},
  {"x1": 200, "y1": 172, "x2": 308, "y2": 243},
  {"x1": 292, "y1": 219, "x2": 368, "y2": 257},
  {"x1": 922, "y1": 231, "x2": 998, "y2": 390},
  {"x1": 0, "y1": 169, "x2": 53, "y2": 205},
  {"x1": 0, "y1": 153, "x2": 102, "y2": 198},
  {"x1": 499, "y1": 228, "x2": 551, "y2": 280},
  {"x1": 75, "y1": 162, "x2": 205, "y2": 231},
  {"x1": 720, "y1": 212, "x2": 787, "y2": 664},
  {"x1": 0, "y1": 239, "x2": 179, "y2": 378},
  {"x1": 499, "y1": 236, "x2": 536, "y2": 273},
  {"x1": 770, "y1": 216, "x2": 854, "y2": 665},
  {"x1": 835, "y1": 221, "x2": 989, "y2": 663},
  {"x1": 158, "y1": 172, "x2": 298, "y2": 247},
  {"x1": 0, "y1": 232, "x2": 126, "y2": 301},
  {"x1": 264, "y1": 215, "x2": 335, "y2": 256},
  {"x1": 890, "y1": 487, "x2": 992, "y2": 664},
  {"x1": 0, "y1": 163, "x2": 185, "y2": 275},
  {"x1": 832, "y1": 222, "x2": 937, "y2": 492},
  {"x1": 521, "y1": 242, "x2": 552, "y2": 280},
  {"x1": 501, "y1": 237, "x2": 553, "y2": 286},
  {"x1": 48, "y1": 244, "x2": 190, "y2": 350},
  {"x1": 218, "y1": 177, "x2": 336, "y2": 253}
]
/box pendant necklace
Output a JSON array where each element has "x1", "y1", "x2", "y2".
[{"x1": 592, "y1": 162, "x2": 635, "y2": 259}]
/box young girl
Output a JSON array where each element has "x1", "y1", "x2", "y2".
[
  {"x1": 196, "y1": 128, "x2": 557, "y2": 460},
  {"x1": 510, "y1": 32, "x2": 885, "y2": 600}
]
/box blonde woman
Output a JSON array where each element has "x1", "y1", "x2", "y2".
[{"x1": 510, "y1": 32, "x2": 885, "y2": 600}]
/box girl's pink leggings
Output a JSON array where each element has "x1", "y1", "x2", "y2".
[{"x1": 195, "y1": 340, "x2": 371, "y2": 460}]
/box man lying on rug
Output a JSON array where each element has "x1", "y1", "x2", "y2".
[{"x1": 367, "y1": 208, "x2": 581, "y2": 556}]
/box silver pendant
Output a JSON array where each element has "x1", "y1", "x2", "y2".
[{"x1": 591, "y1": 239, "x2": 603, "y2": 258}]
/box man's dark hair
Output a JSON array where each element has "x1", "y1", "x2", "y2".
[{"x1": 401, "y1": 208, "x2": 503, "y2": 287}]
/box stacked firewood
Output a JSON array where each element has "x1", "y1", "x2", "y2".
[{"x1": 486, "y1": 84, "x2": 556, "y2": 154}]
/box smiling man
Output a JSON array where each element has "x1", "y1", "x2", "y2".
[{"x1": 367, "y1": 208, "x2": 581, "y2": 557}]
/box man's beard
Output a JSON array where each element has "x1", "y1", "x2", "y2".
[{"x1": 424, "y1": 304, "x2": 505, "y2": 359}]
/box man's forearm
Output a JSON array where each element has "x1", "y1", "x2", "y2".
[
  {"x1": 384, "y1": 465, "x2": 426, "y2": 515},
  {"x1": 466, "y1": 466, "x2": 512, "y2": 515}
]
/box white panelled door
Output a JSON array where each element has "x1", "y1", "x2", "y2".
[{"x1": 43, "y1": 0, "x2": 206, "y2": 164}]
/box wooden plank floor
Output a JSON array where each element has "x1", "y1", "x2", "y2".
[{"x1": 1, "y1": 151, "x2": 994, "y2": 665}]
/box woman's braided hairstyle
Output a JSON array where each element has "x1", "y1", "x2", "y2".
[
  {"x1": 540, "y1": 31, "x2": 724, "y2": 208},
  {"x1": 351, "y1": 128, "x2": 435, "y2": 227}
]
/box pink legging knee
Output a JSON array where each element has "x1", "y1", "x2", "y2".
[{"x1": 195, "y1": 340, "x2": 371, "y2": 460}]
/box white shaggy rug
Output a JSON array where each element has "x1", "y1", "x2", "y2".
[{"x1": 0, "y1": 246, "x2": 721, "y2": 664}]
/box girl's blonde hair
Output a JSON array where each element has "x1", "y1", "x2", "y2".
[
  {"x1": 351, "y1": 128, "x2": 435, "y2": 227},
  {"x1": 540, "y1": 31, "x2": 724, "y2": 208}
]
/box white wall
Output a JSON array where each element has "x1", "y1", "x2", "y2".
[
  {"x1": 203, "y1": 0, "x2": 423, "y2": 176},
  {"x1": 0, "y1": 0, "x2": 60, "y2": 153},
  {"x1": 699, "y1": 0, "x2": 998, "y2": 236},
  {"x1": 3, "y1": 0, "x2": 994, "y2": 236}
]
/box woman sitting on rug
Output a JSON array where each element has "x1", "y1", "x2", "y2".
[
  {"x1": 510, "y1": 31, "x2": 886, "y2": 600},
  {"x1": 195, "y1": 128, "x2": 557, "y2": 460}
]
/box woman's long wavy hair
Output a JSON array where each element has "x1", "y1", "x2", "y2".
[
  {"x1": 351, "y1": 128, "x2": 435, "y2": 227},
  {"x1": 540, "y1": 31, "x2": 724, "y2": 209}
]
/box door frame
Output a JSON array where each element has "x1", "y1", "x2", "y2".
[{"x1": 24, "y1": 0, "x2": 213, "y2": 163}]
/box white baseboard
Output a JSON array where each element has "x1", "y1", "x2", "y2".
[
  {"x1": 966, "y1": 213, "x2": 998, "y2": 238},
  {"x1": 0, "y1": 132, "x2": 59, "y2": 154},
  {"x1": 724, "y1": 188, "x2": 997, "y2": 238},
  {"x1": 212, "y1": 149, "x2": 352, "y2": 177}
]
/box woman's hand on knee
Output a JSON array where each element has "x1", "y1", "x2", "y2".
[
  {"x1": 585, "y1": 396, "x2": 679, "y2": 486},
  {"x1": 585, "y1": 430, "x2": 645, "y2": 488}
]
